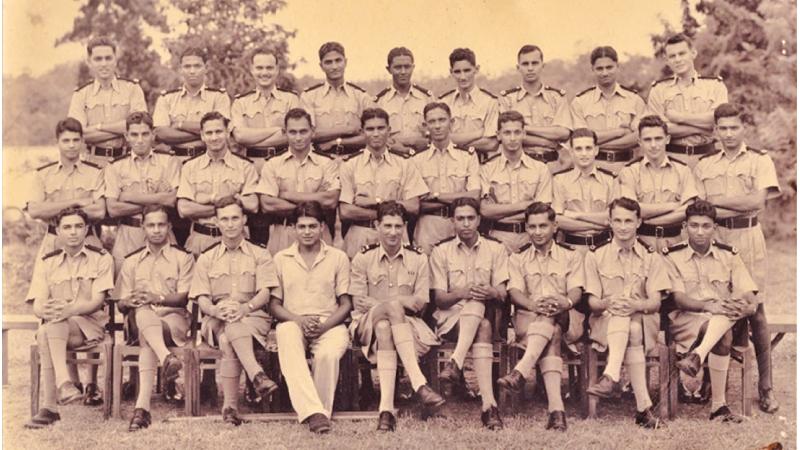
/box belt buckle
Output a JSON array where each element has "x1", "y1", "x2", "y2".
[
  {"x1": 587, "y1": 234, "x2": 595, "y2": 248},
  {"x1": 655, "y1": 226, "x2": 665, "y2": 239},
  {"x1": 605, "y1": 151, "x2": 614, "y2": 162},
  {"x1": 686, "y1": 145, "x2": 695, "y2": 156},
  {"x1": 266, "y1": 147, "x2": 276, "y2": 158},
  {"x1": 513, "y1": 223, "x2": 524, "y2": 233}
]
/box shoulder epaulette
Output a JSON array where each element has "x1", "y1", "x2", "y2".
[
  {"x1": 85, "y1": 244, "x2": 106, "y2": 254},
  {"x1": 479, "y1": 87, "x2": 497, "y2": 99},
  {"x1": 124, "y1": 246, "x2": 146, "y2": 259},
  {"x1": 201, "y1": 242, "x2": 221, "y2": 254},
  {"x1": 553, "y1": 166, "x2": 574, "y2": 176},
  {"x1": 159, "y1": 88, "x2": 181, "y2": 96},
  {"x1": 346, "y1": 82, "x2": 366, "y2": 93},
  {"x1": 403, "y1": 243, "x2": 423, "y2": 254},
  {"x1": 747, "y1": 147, "x2": 768, "y2": 155},
  {"x1": 412, "y1": 147, "x2": 430, "y2": 156},
  {"x1": 276, "y1": 87, "x2": 298, "y2": 96},
  {"x1": 667, "y1": 156, "x2": 687, "y2": 165},
  {"x1": 153, "y1": 149, "x2": 172, "y2": 156},
  {"x1": 342, "y1": 150, "x2": 364, "y2": 161},
  {"x1": 590, "y1": 240, "x2": 611, "y2": 251},
  {"x1": 438, "y1": 89, "x2": 455, "y2": 99},
  {"x1": 556, "y1": 241, "x2": 575, "y2": 251},
  {"x1": 699, "y1": 75, "x2": 724, "y2": 82},
  {"x1": 81, "y1": 160, "x2": 102, "y2": 170},
  {"x1": 235, "y1": 90, "x2": 255, "y2": 99},
  {"x1": 304, "y1": 82, "x2": 324, "y2": 93},
  {"x1": 110, "y1": 153, "x2": 129, "y2": 163},
  {"x1": 500, "y1": 86, "x2": 521, "y2": 97},
  {"x1": 651, "y1": 76, "x2": 673, "y2": 87},
  {"x1": 575, "y1": 86, "x2": 594, "y2": 97},
  {"x1": 42, "y1": 249, "x2": 64, "y2": 260},
  {"x1": 516, "y1": 243, "x2": 532, "y2": 253},
  {"x1": 712, "y1": 240, "x2": 738, "y2": 254},
  {"x1": 117, "y1": 77, "x2": 140, "y2": 84},
  {"x1": 388, "y1": 148, "x2": 412, "y2": 159},
  {"x1": 483, "y1": 152, "x2": 502, "y2": 164},
  {"x1": 374, "y1": 87, "x2": 391, "y2": 102},
  {"x1": 206, "y1": 87, "x2": 226, "y2": 93},
  {"x1": 246, "y1": 238, "x2": 267, "y2": 249},
  {"x1": 360, "y1": 243, "x2": 380, "y2": 254},
  {"x1": 637, "y1": 238, "x2": 655, "y2": 253},
  {"x1": 311, "y1": 149, "x2": 335, "y2": 159},
  {"x1": 545, "y1": 86, "x2": 566, "y2": 96},
  {"x1": 265, "y1": 147, "x2": 290, "y2": 160},
  {"x1": 625, "y1": 156, "x2": 644, "y2": 167},
  {"x1": 182, "y1": 152, "x2": 204, "y2": 165},
  {"x1": 170, "y1": 244, "x2": 191, "y2": 254},
  {"x1": 698, "y1": 150, "x2": 721, "y2": 161},
  {"x1": 36, "y1": 161, "x2": 58, "y2": 171},
  {"x1": 597, "y1": 167, "x2": 616, "y2": 177},
  {"x1": 662, "y1": 242, "x2": 688, "y2": 255},
  {"x1": 231, "y1": 152, "x2": 254, "y2": 164},
  {"x1": 412, "y1": 84, "x2": 433, "y2": 97},
  {"x1": 433, "y1": 236, "x2": 456, "y2": 247},
  {"x1": 74, "y1": 80, "x2": 93, "y2": 92},
  {"x1": 453, "y1": 146, "x2": 475, "y2": 155},
  {"x1": 480, "y1": 233, "x2": 502, "y2": 243},
  {"x1": 620, "y1": 85, "x2": 638, "y2": 94}
]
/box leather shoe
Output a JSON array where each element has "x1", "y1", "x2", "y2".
[
  {"x1": 24, "y1": 408, "x2": 61, "y2": 429},
  {"x1": 438, "y1": 359, "x2": 465, "y2": 388},
  {"x1": 307, "y1": 413, "x2": 331, "y2": 434},
  {"x1": 634, "y1": 406, "x2": 663, "y2": 429},
  {"x1": 497, "y1": 369, "x2": 526, "y2": 394},
  {"x1": 161, "y1": 353, "x2": 183, "y2": 384},
  {"x1": 586, "y1": 375, "x2": 617, "y2": 399},
  {"x1": 57, "y1": 381, "x2": 83, "y2": 405},
  {"x1": 480, "y1": 405, "x2": 503, "y2": 430},
  {"x1": 710, "y1": 405, "x2": 744, "y2": 423},
  {"x1": 416, "y1": 384, "x2": 445, "y2": 410},
  {"x1": 377, "y1": 411, "x2": 396, "y2": 432},
  {"x1": 128, "y1": 408, "x2": 152, "y2": 432},
  {"x1": 676, "y1": 352, "x2": 702, "y2": 377},
  {"x1": 545, "y1": 410, "x2": 567, "y2": 431},
  {"x1": 83, "y1": 382, "x2": 103, "y2": 406},
  {"x1": 758, "y1": 388, "x2": 780, "y2": 414},
  {"x1": 252, "y1": 371, "x2": 279, "y2": 399},
  {"x1": 222, "y1": 407, "x2": 249, "y2": 426}
]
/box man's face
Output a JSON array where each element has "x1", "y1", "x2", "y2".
[
  {"x1": 685, "y1": 215, "x2": 715, "y2": 249},
  {"x1": 609, "y1": 206, "x2": 641, "y2": 241},
  {"x1": 180, "y1": 55, "x2": 206, "y2": 87},
  {"x1": 423, "y1": 107, "x2": 452, "y2": 142},
  {"x1": 295, "y1": 216, "x2": 322, "y2": 247},
  {"x1": 377, "y1": 214, "x2": 405, "y2": 248},
  {"x1": 201, "y1": 119, "x2": 228, "y2": 152},
  {"x1": 570, "y1": 136, "x2": 599, "y2": 170},
  {"x1": 57, "y1": 214, "x2": 88, "y2": 248},
  {"x1": 251, "y1": 53, "x2": 279, "y2": 89},
  {"x1": 498, "y1": 120, "x2": 524, "y2": 152},
  {"x1": 450, "y1": 60, "x2": 478, "y2": 91},
  {"x1": 57, "y1": 131, "x2": 83, "y2": 161},
  {"x1": 88, "y1": 45, "x2": 116, "y2": 80},
  {"x1": 665, "y1": 42, "x2": 696, "y2": 76},
  {"x1": 320, "y1": 51, "x2": 346, "y2": 82},
  {"x1": 126, "y1": 122, "x2": 155, "y2": 156},
  {"x1": 216, "y1": 203, "x2": 246, "y2": 240},
  {"x1": 638, "y1": 126, "x2": 669, "y2": 163},
  {"x1": 526, "y1": 212, "x2": 556, "y2": 247},
  {"x1": 517, "y1": 50, "x2": 544, "y2": 84},
  {"x1": 452, "y1": 205, "x2": 480, "y2": 242},
  {"x1": 284, "y1": 117, "x2": 314, "y2": 152},
  {"x1": 143, "y1": 210, "x2": 170, "y2": 246},
  {"x1": 388, "y1": 55, "x2": 414, "y2": 88},
  {"x1": 591, "y1": 56, "x2": 618, "y2": 87},
  {"x1": 363, "y1": 117, "x2": 390, "y2": 150},
  {"x1": 715, "y1": 116, "x2": 745, "y2": 151}
]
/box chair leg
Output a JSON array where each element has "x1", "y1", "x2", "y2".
[
  {"x1": 668, "y1": 345, "x2": 678, "y2": 419},
  {"x1": 741, "y1": 345, "x2": 753, "y2": 417},
  {"x1": 30, "y1": 345, "x2": 41, "y2": 417},
  {"x1": 586, "y1": 348, "x2": 598, "y2": 419},
  {"x1": 658, "y1": 344, "x2": 669, "y2": 420},
  {"x1": 112, "y1": 346, "x2": 123, "y2": 419},
  {"x1": 182, "y1": 348, "x2": 195, "y2": 417},
  {"x1": 103, "y1": 343, "x2": 113, "y2": 420}
]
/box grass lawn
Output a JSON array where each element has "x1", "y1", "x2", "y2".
[{"x1": 2, "y1": 238, "x2": 796, "y2": 449}]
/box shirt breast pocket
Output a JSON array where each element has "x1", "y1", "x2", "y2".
[
  {"x1": 706, "y1": 265, "x2": 732, "y2": 299},
  {"x1": 701, "y1": 173, "x2": 726, "y2": 197},
  {"x1": 237, "y1": 258, "x2": 257, "y2": 296},
  {"x1": 489, "y1": 173, "x2": 512, "y2": 202},
  {"x1": 396, "y1": 267, "x2": 416, "y2": 295},
  {"x1": 447, "y1": 167, "x2": 469, "y2": 192},
  {"x1": 367, "y1": 269, "x2": 388, "y2": 297},
  {"x1": 447, "y1": 264, "x2": 468, "y2": 289},
  {"x1": 377, "y1": 173, "x2": 402, "y2": 199},
  {"x1": 219, "y1": 177, "x2": 244, "y2": 198},
  {"x1": 301, "y1": 166, "x2": 325, "y2": 192},
  {"x1": 597, "y1": 266, "x2": 626, "y2": 296},
  {"x1": 519, "y1": 177, "x2": 541, "y2": 201},
  {"x1": 207, "y1": 268, "x2": 231, "y2": 299}
]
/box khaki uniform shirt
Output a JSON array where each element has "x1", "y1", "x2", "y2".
[
  {"x1": 339, "y1": 149, "x2": 429, "y2": 205},
  {"x1": 27, "y1": 245, "x2": 114, "y2": 305},
  {"x1": 439, "y1": 86, "x2": 499, "y2": 139},
  {"x1": 68, "y1": 77, "x2": 147, "y2": 150},
  {"x1": 663, "y1": 241, "x2": 757, "y2": 301},
  {"x1": 570, "y1": 84, "x2": 646, "y2": 141},
  {"x1": 189, "y1": 239, "x2": 278, "y2": 304},
  {"x1": 230, "y1": 87, "x2": 301, "y2": 132},
  {"x1": 647, "y1": 74, "x2": 728, "y2": 146},
  {"x1": 374, "y1": 84, "x2": 432, "y2": 136},
  {"x1": 615, "y1": 156, "x2": 699, "y2": 205},
  {"x1": 552, "y1": 166, "x2": 615, "y2": 216},
  {"x1": 116, "y1": 243, "x2": 195, "y2": 317},
  {"x1": 480, "y1": 151, "x2": 553, "y2": 215},
  {"x1": 300, "y1": 81, "x2": 372, "y2": 131},
  {"x1": 499, "y1": 85, "x2": 571, "y2": 149}
]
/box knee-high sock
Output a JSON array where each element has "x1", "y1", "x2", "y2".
[
  {"x1": 36, "y1": 331, "x2": 58, "y2": 410},
  {"x1": 451, "y1": 301, "x2": 485, "y2": 369},
  {"x1": 694, "y1": 316, "x2": 734, "y2": 363},
  {"x1": 219, "y1": 358, "x2": 242, "y2": 410},
  {"x1": 708, "y1": 353, "x2": 731, "y2": 412},
  {"x1": 377, "y1": 350, "x2": 398, "y2": 413},
  {"x1": 44, "y1": 322, "x2": 71, "y2": 387},
  {"x1": 225, "y1": 323, "x2": 263, "y2": 380},
  {"x1": 391, "y1": 323, "x2": 427, "y2": 391},
  {"x1": 540, "y1": 356, "x2": 564, "y2": 412},
  {"x1": 135, "y1": 345, "x2": 157, "y2": 410},
  {"x1": 624, "y1": 346, "x2": 652, "y2": 412},
  {"x1": 514, "y1": 320, "x2": 554, "y2": 378},
  {"x1": 603, "y1": 316, "x2": 631, "y2": 382},
  {"x1": 471, "y1": 343, "x2": 496, "y2": 411},
  {"x1": 136, "y1": 309, "x2": 171, "y2": 363}
]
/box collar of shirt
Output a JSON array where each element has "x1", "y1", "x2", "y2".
[
  {"x1": 323, "y1": 81, "x2": 350, "y2": 97},
  {"x1": 610, "y1": 239, "x2": 644, "y2": 259},
  {"x1": 591, "y1": 83, "x2": 628, "y2": 103},
  {"x1": 131, "y1": 150, "x2": 156, "y2": 164},
  {"x1": 138, "y1": 243, "x2": 171, "y2": 262},
  {"x1": 56, "y1": 246, "x2": 90, "y2": 265},
  {"x1": 218, "y1": 238, "x2": 252, "y2": 258},
  {"x1": 666, "y1": 71, "x2": 700, "y2": 86},
  {"x1": 532, "y1": 241, "x2": 559, "y2": 261},
  {"x1": 179, "y1": 84, "x2": 210, "y2": 101},
  {"x1": 456, "y1": 235, "x2": 483, "y2": 252},
  {"x1": 517, "y1": 85, "x2": 545, "y2": 101},
  {"x1": 91, "y1": 76, "x2": 120, "y2": 95},
  {"x1": 499, "y1": 151, "x2": 534, "y2": 170},
  {"x1": 642, "y1": 156, "x2": 672, "y2": 169},
  {"x1": 568, "y1": 166, "x2": 601, "y2": 182},
  {"x1": 389, "y1": 86, "x2": 423, "y2": 101},
  {"x1": 378, "y1": 245, "x2": 406, "y2": 264},
  {"x1": 56, "y1": 159, "x2": 88, "y2": 173},
  {"x1": 361, "y1": 149, "x2": 394, "y2": 167},
  {"x1": 253, "y1": 87, "x2": 277, "y2": 102},
  {"x1": 200, "y1": 149, "x2": 236, "y2": 168},
  {"x1": 426, "y1": 142, "x2": 458, "y2": 161},
  {"x1": 281, "y1": 149, "x2": 318, "y2": 166},
  {"x1": 283, "y1": 241, "x2": 331, "y2": 270},
  {"x1": 454, "y1": 87, "x2": 476, "y2": 103},
  {"x1": 684, "y1": 242, "x2": 723, "y2": 263},
  {"x1": 723, "y1": 143, "x2": 750, "y2": 161}
]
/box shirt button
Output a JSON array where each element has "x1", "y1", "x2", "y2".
[{"x1": 389, "y1": 283, "x2": 394, "y2": 287}]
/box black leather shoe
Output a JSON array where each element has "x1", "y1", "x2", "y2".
[
  {"x1": 480, "y1": 405, "x2": 503, "y2": 430},
  {"x1": 377, "y1": 411, "x2": 396, "y2": 432},
  {"x1": 57, "y1": 381, "x2": 83, "y2": 405},
  {"x1": 307, "y1": 413, "x2": 331, "y2": 434},
  {"x1": 545, "y1": 410, "x2": 567, "y2": 431},
  {"x1": 24, "y1": 408, "x2": 61, "y2": 429},
  {"x1": 586, "y1": 375, "x2": 617, "y2": 399},
  {"x1": 634, "y1": 406, "x2": 663, "y2": 429},
  {"x1": 710, "y1": 405, "x2": 744, "y2": 423},
  {"x1": 416, "y1": 384, "x2": 445, "y2": 410},
  {"x1": 222, "y1": 407, "x2": 249, "y2": 426},
  {"x1": 697, "y1": 376, "x2": 712, "y2": 404},
  {"x1": 438, "y1": 359, "x2": 465, "y2": 388},
  {"x1": 497, "y1": 369, "x2": 526, "y2": 394},
  {"x1": 162, "y1": 353, "x2": 183, "y2": 384},
  {"x1": 252, "y1": 371, "x2": 279, "y2": 399},
  {"x1": 758, "y1": 389, "x2": 780, "y2": 414},
  {"x1": 676, "y1": 352, "x2": 702, "y2": 377},
  {"x1": 83, "y1": 382, "x2": 103, "y2": 406},
  {"x1": 128, "y1": 408, "x2": 152, "y2": 432}
]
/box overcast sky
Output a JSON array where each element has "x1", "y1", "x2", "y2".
[{"x1": 4, "y1": 0, "x2": 685, "y2": 81}]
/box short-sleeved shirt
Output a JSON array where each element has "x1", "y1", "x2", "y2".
[
  {"x1": 570, "y1": 84, "x2": 647, "y2": 141},
  {"x1": 105, "y1": 150, "x2": 181, "y2": 219},
  {"x1": 693, "y1": 145, "x2": 781, "y2": 210},
  {"x1": 480, "y1": 151, "x2": 553, "y2": 217},
  {"x1": 176, "y1": 150, "x2": 259, "y2": 225},
  {"x1": 300, "y1": 81, "x2": 372, "y2": 131},
  {"x1": 116, "y1": 244, "x2": 195, "y2": 316},
  {"x1": 153, "y1": 85, "x2": 231, "y2": 128},
  {"x1": 430, "y1": 235, "x2": 509, "y2": 292},
  {"x1": 230, "y1": 88, "x2": 301, "y2": 131},
  {"x1": 508, "y1": 242, "x2": 583, "y2": 298},
  {"x1": 439, "y1": 87, "x2": 499, "y2": 139},
  {"x1": 374, "y1": 84, "x2": 432, "y2": 136},
  {"x1": 410, "y1": 143, "x2": 481, "y2": 195},
  {"x1": 339, "y1": 149, "x2": 429, "y2": 204},
  {"x1": 583, "y1": 239, "x2": 671, "y2": 299},
  {"x1": 552, "y1": 166, "x2": 615, "y2": 215},
  {"x1": 614, "y1": 156, "x2": 699, "y2": 206},
  {"x1": 28, "y1": 160, "x2": 105, "y2": 226},
  {"x1": 257, "y1": 149, "x2": 340, "y2": 197},
  {"x1": 68, "y1": 77, "x2": 147, "y2": 149},
  {"x1": 647, "y1": 74, "x2": 728, "y2": 146},
  {"x1": 272, "y1": 241, "x2": 350, "y2": 318},
  {"x1": 27, "y1": 245, "x2": 114, "y2": 303},
  {"x1": 499, "y1": 85, "x2": 571, "y2": 149},
  {"x1": 189, "y1": 239, "x2": 278, "y2": 304},
  {"x1": 663, "y1": 241, "x2": 757, "y2": 301}
]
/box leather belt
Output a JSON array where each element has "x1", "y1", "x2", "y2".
[
  {"x1": 488, "y1": 221, "x2": 526, "y2": 234},
  {"x1": 637, "y1": 223, "x2": 682, "y2": 238},
  {"x1": 169, "y1": 146, "x2": 206, "y2": 157},
  {"x1": 351, "y1": 220, "x2": 376, "y2": 229},
  {"x1": 245, "y1": 212, "x2": 273, "y2": 227},
  {"x1": 423, "y1": 205, "x2": 451, "y2": 218},
  {"x1": 192, "y1": 222, "x2": 221, "y2": 237},
  {"x1": 716, "y1": 216, "x2": 758, "y2": 229},
  {"x1": 666, "y1": 142, "x2": 716, "y2": 156},
  {"x1": 98, "y1": 217, "x2": 120, "y2": 226},
  {"x1": 89, "y1": 145, "x2": 127, "y2": 158},
  {"x1": 524, "y1": 148, "x2": 559, "y2": 163},
  {"x1": 563, "y1": 230, "x2": 612, "y2": 247},
  {"x1": 597, "y1": 148, "x2": 634, "y2": 162},
  {"x1": 119, "y1": 216, "x2": 142, "y2": 227},
  {"x1": 321, "y1": 143, "x2": 363, "y2": 156},
  {"x1": 245, "y1": 146, "x2": 288, "y2": 158}
]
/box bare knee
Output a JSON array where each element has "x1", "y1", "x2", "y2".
[
  {"x1": 628, "y1": 321, "x2": 643, "y2": 346},
  {"x1": 475, "y1": 318, "x2": 493, "y2": 343},
  {"x1": 373, "y1": 320, "x2": 394, "y2": 349}
]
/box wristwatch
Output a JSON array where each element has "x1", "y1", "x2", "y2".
[
  {"x1": 247, "y1": 302, "x2": 256, "y2": 311},
  {"x1": 335, "y1": 137, "x2": 343, "y2": 147},
  {"x1": 158, "y1": 294, "x2": 166, "y2": 305}
]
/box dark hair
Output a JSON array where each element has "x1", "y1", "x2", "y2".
[
  {"x1": 713, "y1": 103, "x2": 743, "y2": 124},
  {"x1": 387, "y1": 47, "x2": 414, "y2": 66},
  {"x1": 360, "y1": 108, "x2": 390, "y2": 127},
  {"x1": 524, "y1": 202, "x2": 556, "y2": 222},
  {"x1": 609, "y1": 197, "x2": 641, "y2": 218},
  {"x1": 250, "y1": 47, "x2": 281, "y2": 66},
  {"x1": 319, "y1": 42, "x2": 345, "y2": 61},
  {"x1": 451, "y1": 197, "x2": 481, "y2": 217},
  {"x1": 569, "y1": 128, "x2": 598, "y2": 146},
  {"x1": 685, "y1": 199, "x2": 716, "y2": 221},
  {"x1": 284, "y1": 108, "x2": 313, "y2": 128},
  {"x1": 590, "y1": 46, "x2": 618, "y2": 65},
  {"x1": 126, "y1": 111, "x2": 154, "y2": 131},
  {"x1": 376, "y1": 201, "x2": 407, "y2": 223},
  {"x1": 665, "y1": 33, "x2": 693, "y2": 49},
  {"x1": 180, "y1": 46, "x2": 207, "y2": 64},
  {"x1": 55, "y1": 117, "x2": 83, "y2": 139},
  {"x1": 498, "y1": 110, "x2": 525, "y2": 130},
  {"x1": 292, "y1": 201, "x2": 325, "y2": 225},
  {"x1": 142, "y1": 205, "x2": 170, "y2": 223},
  {"x1": 517, "y1": 45, "x2": 544, "y2": 61},
  {"x1": 87, "y1": 36, "x2": 116, "y2": 56},
  {"x1": 449, "y1": 48, "x2": 476, "y2": 68},
  {"x1": 55, "y1": 207, "x2": 89, "y2": 227},
  {"x1": 214, "y1": 196, "x2": 243, "y2": 215},
  {"x1": 423, "y1": 102, "x2": 451, "y2": 119},
  {"x1": 637, "y1": 115, "x2": 668, "y2": 135},
  {"x1": 200, "y1": 111, "x2": 230, "y2": 130}
]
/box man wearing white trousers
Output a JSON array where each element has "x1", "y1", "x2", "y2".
[{"x1": 270, "y1": 201, "x2": 352, "y2": 434}]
